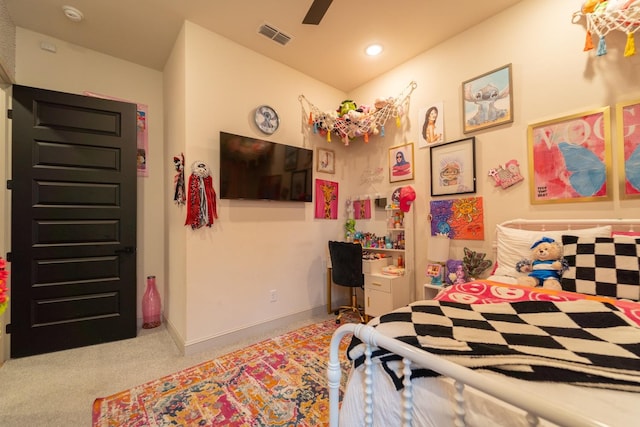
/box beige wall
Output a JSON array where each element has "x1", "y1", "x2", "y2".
[
  {"x1": 174, "y1": 22, "x2": 344, "y2": 348},
  {"x1": 345, "y1": 0, "x2": 640, "y2": 299},
  {"x1": 163, "y1": 25, "x2": 188, "y2": 344}
]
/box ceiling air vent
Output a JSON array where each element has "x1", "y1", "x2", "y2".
[{"x1": 258, "y1": 23, "x2": 292, "y2": 46}]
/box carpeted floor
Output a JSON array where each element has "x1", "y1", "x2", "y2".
[{"x1": 92, "y1": 318, "x2": 354, "y2": 426}]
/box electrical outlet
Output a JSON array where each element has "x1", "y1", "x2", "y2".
[{"x1": 270, "y1": 289, "x2": 277, "y2": 302}]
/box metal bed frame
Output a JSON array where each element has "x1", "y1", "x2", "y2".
[{"x1": 327, "y1": 218, "x2": 640, "y2": 427}]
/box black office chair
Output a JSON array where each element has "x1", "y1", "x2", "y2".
[{"x1": 328, "y1": 241, "x2": 365, "y2": 324}]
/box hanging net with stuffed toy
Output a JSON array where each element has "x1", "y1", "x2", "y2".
[
  {"x1": 299, "y1": 81, "x2": 417, "y2": 146},
  {"x1": 574, "y1": 2, "x2": 640, "y2": 57}
]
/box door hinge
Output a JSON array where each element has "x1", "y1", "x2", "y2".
[
  {"x1": 6, "y1": 180, "x2": 13, "y2": 190},
  {"x1": 7, "y1": 109, "x2": 12, "y2": 119},
  {"x1": 5, "y1": 252, "x2": 12, "y2": 262},
  {"x1": 5, "y1": 324, "x2": 10, "y2": 334}
]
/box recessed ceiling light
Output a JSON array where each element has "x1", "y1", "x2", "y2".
[
  {"x1": 62, "y1": 5, "x2": 84, "y2": 22},
  {"x1": 365, "y1": 44, "x2": 383, "y2": 56}
]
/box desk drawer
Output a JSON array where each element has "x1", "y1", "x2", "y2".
[
  {"x1": 363, "y1": 258, "x2": 391, "y2": 274},
  {"x1": 364, "y1": 274, "x2": 393, "y2": 293}
]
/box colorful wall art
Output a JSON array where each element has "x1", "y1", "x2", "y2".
[
  {"x1": 527, "y1": 107, "x2": 611, "y2": 204},
  {"x1": 617, "y1": 99, "x2": 640, "y2": 198},
  {"x1": 315, "y1": 179, "x2": 338, "y2": 219},
  {"x1": 429, "y1": 196, "x2": 485, "y2": 240},
  {"x1": 353, "y1": 198, "x2": 371, "y2": 220}
]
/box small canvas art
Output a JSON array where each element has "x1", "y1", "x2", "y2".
[
  {"x1": 353, "y1": 199, "x2": 371, "y2": 220},
  {"x1": 429, "y1": 196, "x2": 485, "y2": 240},
  {"x1": 315, "y1": 179, "x2": 338, "y2": 219}
]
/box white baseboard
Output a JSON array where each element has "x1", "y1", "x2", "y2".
[{"x1": 179, "y1": 306, "x2": 328, "y2": 356}]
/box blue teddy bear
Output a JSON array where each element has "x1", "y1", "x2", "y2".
[{"x1": 515, "y1": 237, "x2": 567, "y2": 290}]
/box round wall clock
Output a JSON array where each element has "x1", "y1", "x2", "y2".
[{"x1": 254, "y1": 105, "x2": 279, "y2": 135}]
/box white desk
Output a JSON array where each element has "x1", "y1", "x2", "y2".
[{"x1": 326, "y1": 257, "x2": 407, "y2": 316}]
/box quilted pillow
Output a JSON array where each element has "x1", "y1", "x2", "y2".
[
  {"x1": 493, "y1": 224, "x2": 612, "y2": 278},
  {"x1": 561, "y1": 235, "x2": 640, "y2": 301}
]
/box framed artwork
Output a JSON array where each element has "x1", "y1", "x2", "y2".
[
  {"x1": 527, "y1": 107, "x2": 612, "y2": 204},
  {"x1": 616, "y1": 99, "x2": 640, "y2": 199},
  {"x1": 389, "y1": 143, "x2": 414, "y2": 183},
  {"x1": 430, "y1": 137, "x2": 476, "y2": 197},
  {"x1": 418, "y1": 102, "x2": 444, "y2": 148},
  {"x1": 353, "y1": 198, "x2": 371, "y2": 220},
  {"x1": 316, "y1": 147, "x2": 335, "y2": 174},
  {"x1": 462, "y1": 64, "x2": 513, "y2": 134},
  {"x1": 290, "y1": 170, "x2": 307, "y2": 201},
  {"x1": 284, "y1": 146, "x2": 298, "y2": 170},
  {"x1": 315, "y1": 179, "x2": 338, "y2": 219}
]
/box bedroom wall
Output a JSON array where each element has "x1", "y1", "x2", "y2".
[
  {"x1": 341, "y1": 0, "x2": 640, "y2": 300},
  {"x1": 6, "y1": 27, "x2": 166, "y2": 327},
  {"x1": 163, "y1": 25, "x2": 188, "y2": 342},
  {"x1": 167, "y1": 22, "x2": 345, "y2": 350}
]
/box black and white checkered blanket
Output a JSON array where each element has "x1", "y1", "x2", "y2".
[{"x1": 348, "y1": 299, "x2": 640, "y2": 392}]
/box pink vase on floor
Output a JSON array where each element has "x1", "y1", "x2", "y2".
[{"x1": 142, "y1": 275, "x2": 162, "y2": 329}]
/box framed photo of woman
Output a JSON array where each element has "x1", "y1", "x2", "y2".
[
  {"x1": 389, "y1": 143, "x2": 414, "y2": 183},
  {"x1": 418, "y1": 102, "x2": 444, "y2": 148}
]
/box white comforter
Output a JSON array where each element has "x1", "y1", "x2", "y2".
[{"x1": 339, "y1": 362, "x2": 640, "y2": 426}]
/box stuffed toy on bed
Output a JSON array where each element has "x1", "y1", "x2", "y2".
[{"x1": 515, "y1": 237, "x2": 566, "y2": 291}]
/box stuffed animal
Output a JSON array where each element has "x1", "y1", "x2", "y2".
[
  {"x1": 338, "y1": 100, "x2": 358, "y2": 116},
  {"x1": 581, "y1": 0, "x2": 604, "y2": 14},
  {"x1": 515, "y1": 237, "x2": 565, "y2": 290}
]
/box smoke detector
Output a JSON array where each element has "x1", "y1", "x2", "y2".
[{"x1": 62, "y1": 5, "x2": 84, "y2": 22}]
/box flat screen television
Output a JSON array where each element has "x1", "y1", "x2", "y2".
[{"x1": 219, "y1": 131, "x2": 313, "y2": 202}]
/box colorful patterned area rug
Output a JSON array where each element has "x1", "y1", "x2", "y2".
[{"x1": 92, "y1": 318, "x2": 354, "y2": 426}]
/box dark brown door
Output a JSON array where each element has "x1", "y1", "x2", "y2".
[{"x1": 9, "y1": 85, "x2": 137, "y2": 358}]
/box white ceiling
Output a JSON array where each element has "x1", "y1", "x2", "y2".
[{"x1": 4, "y1": 0, "x2": 523, "y2": 92}]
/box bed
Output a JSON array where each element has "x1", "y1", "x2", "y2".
[{"x1": 328, "y1": 219, "x2": 640, "y2": 427}]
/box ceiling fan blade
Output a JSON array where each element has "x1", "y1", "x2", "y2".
[{"x1": 302, "y1": 0, "x2": 334, "y2": 25}]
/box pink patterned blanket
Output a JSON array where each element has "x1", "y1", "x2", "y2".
[{"x1": 434, "y1": 280, "x2": 640, "y2": 327}]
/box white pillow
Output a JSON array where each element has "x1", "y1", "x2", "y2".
[{"x1": 493, "y1": 224, "x2": 612, "y2": 278}]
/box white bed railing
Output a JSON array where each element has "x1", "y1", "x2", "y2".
[
  {"x1": 328, "y1": 323, "x2": 609, "y2": 427},
  {"x1": 499, "y1": 217, "x2": 638, "y2": 231}
]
